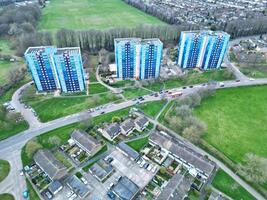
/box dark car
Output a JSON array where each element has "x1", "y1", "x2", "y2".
[
  {"x1": 189, "y1": 85, "x2": 194, "y2": 88},
  {"x1": 107, "y1": 191, "x2": 116, "y2": 199},
  {"x1": 182, "y1": 86, "x2": 187, "y2": 89},
  {"x1": 107, "y1": 157, "x2": 114, "y2": 163},
  {"x1": 143, "y1": 163, "x2": 149, "y2": 169}
]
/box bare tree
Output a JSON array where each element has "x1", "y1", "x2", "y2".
[{"x1": 238, "y1": 153, "x2": 267, "y2": 184}]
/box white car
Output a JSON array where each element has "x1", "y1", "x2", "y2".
[
  {"x1": 66, "y1": 191, "x2": 74, "y2": 198},
  {"x1": 140, "y1": 160, "x2": 146, "y2": 168},
  {"x1": 147, "y1": 164, "x2": 153, "y2": 171},
  {"x1": 152, "y1": 165, "x2": 157, "y2": 173},
  {"x1": 249, "y1": 78, "x2": 255, "y2": 81},
  {"x1": 69, "y1": 193, "x2": 77, "y2": 200},
  {"x1": 81, "y1": 177, "x2": 88, "y2": 185}
]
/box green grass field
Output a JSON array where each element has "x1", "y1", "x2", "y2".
[
  {"x1": 0, "y1": 160, "x2": 10, "y2": 183},
  {"x1": 212, "y1": 169, "x2": 256, "y2": 200},
  {"x1": 89, "y1": 83, "x2": 109, "y2": 94},
  {"x1": 0, "y1": 39, "x2": 15, "y2": 55},
  {"x1": 0, "y1": 193, "x2": 14, "y2": 200},
  {"x1": 136, "y1": 100, "x2": 166, "y2": 118},
  {"x1": 126, "y1": 137, "x2": 148, "y2": 152},
  {"x1": 144, "y1": 69, "x2": 235, "y2": 92},
  {"x1": 195, "y1": 86, "x2": 267, "y2": 163},
  {"x1": 21, "y1": 86, "x2": 121, "y2": 122},
  {"x1": 0, "y1": 61, "x2": 24, "y2": 86},
  {"x1": 123, "y1": 87, "x2": 151, "y2": 99},
  {"x1": 38, "y1": 0, "x2": 165, "y2": 32}
]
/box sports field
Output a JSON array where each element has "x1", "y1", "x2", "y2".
[
  {"x1": 38, "y1": 0, "x2": 165, "y2": 32},
  {"x1": 195, "y1": 86, "x2": 267, "y2": 163}
]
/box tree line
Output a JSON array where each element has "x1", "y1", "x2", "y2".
[
  {"x1": 15, "y1": 24, "x2": 199, "y2": 56},
  {"x1": 123, "y1": 0, "x2": 267, "y2": 38}
]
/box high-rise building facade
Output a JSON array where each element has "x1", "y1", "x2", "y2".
[
  {"x1": 24, "y1": 46, "x2": 60, "y2": 92},
  {"x1": 115, "y1": 38, "x2": 141, "y2": 79},
  {"x1": 178, "y1": 31, "x2": 230, "y2": 70},
  {"x1": 53, "y1": 48, "x2": 86, "y2": 93},
  {"x1": 140, "y1": 39, "x2": 163, "y2": 80},
  {"x1": 25, "y1": 46, "x2": 86, "y2": 93},
  {"x1": 115, "y1": 38, "x2": 163, "y2": 80}
]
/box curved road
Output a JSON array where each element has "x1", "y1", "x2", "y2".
[{"x1": 1, "y1": 35, "x2": 267, "y2": 199}]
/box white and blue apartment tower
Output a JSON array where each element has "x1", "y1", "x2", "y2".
[
  {"x1": 25, "y1": 46, "x2": 86, "y2": 93},
  {"x1": 53, "y1": 47, "x2": 86, "y2": 93},
  {"x1": 177, "y1": 31, "x2": 230, "y2": 70},
  {"x1": 115, "y1": 38, "x2": 163, "y2": 80},
  {"x1": 140, "y1": 39, "x2": 163, "y2": 80},
  {"x1": 24, "y1": 46, "x2": 60, "y2": 92},
  {"x1": 115, "y1": 38, "x2": 141, "y2": 79}
]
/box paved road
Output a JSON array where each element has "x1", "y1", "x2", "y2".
[
  {"x1": 10, "y1": 81, "x2": 41, "y2": 129},
  {"x1": 0, "y1": 150, "x2": 26, "y2": 200},
  {"x1": 2, "y1": 37, "x2": 267, "y2": 199}
]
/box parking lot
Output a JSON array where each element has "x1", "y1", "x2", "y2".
[{"x1": 109, "y1": 149, "x2": 156, "y2": 188}]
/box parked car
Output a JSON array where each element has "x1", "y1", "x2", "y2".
[
  {"x1": 69, "y1": 193, "x2": 77, "y2": 200},
  {"x1": 22, "y1": 190, "x2": 29, "y2": 199},
  {"x1": 189, "y1": 85, "x2": 194, "y2": 88},
  {"x1": 219, "y1": 82, "x2": 225, "y2": 87},
  {"x1": 107, "y1": 191, "x2": 116, "y2": 199},
  {"x1": 66, "y1": 191, "x2": 74, "y2": 198},
  {"x1": 143, "y1": 163, "x2": 149, "y2": 169},
  {"x1": 81, "y1": 177, "x2": 88, "y2": 185}
]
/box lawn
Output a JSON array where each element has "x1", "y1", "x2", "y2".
[
  {"x1": 38, "y1": 0, "x2": 165, "y2": 32},
  {"x1": 136, "y1": 100, "x2": 166, "y2": 118},
  {"x1": 26, "y1": 179, "x2": 40, "y2": 200},
  {"x1": 89, "y1": 83, "x2": 109, "y2": 94},
  {"x1": 212, "y1": 169, "x2": 256, "y2": 200},
  {"x1": 126, "y1": 137, "x2": 148, "y2": 152},
  {"x1": 0, "y1": 194, "x2": 14, "y2": 200},
  {"x1": 111, "y1": 80, "x2": 135, "y2": 88},
  {"x1": 0, "y1": 60, "x2": 24, "y2": 86},
  {"x1": 21, "y1": 86, "x2": 121, "y2": 122},
  {"x1": 0, "y1": 159, "x2": 10, "y2": 183},
  {"x1": 194, "y1": 86, "x2": 267, "y2": 163},
  {"x1": 144, "y1": 69, "x2": 235, "y2": 92},
  {"x1": 0, "y1": 38, "x2": 15, "y2": 55},
  {"x1": 54, "y1": 151, "x2": 73, "y2": 169},
  {"x1": 21, "y1": 123, "x2": 79, "y2": 166},
  {"x1": 123, "y1": 87, "x2": 151, "y2": 99}
]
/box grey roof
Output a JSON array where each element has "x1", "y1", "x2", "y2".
[
  {"x1": 135, "y1": 116, "x2": 149, "y2": 128},
  {"x1": 208, "y1": 192, "x2": 224, "y2": 200},
  {"x1": 33, "y1": 149, "x2": 68, "y2": 181},
  {"x1": 111, "y1": 176, "x2": 139, "y2": 200},
  {"x1": 89, "y1": 159, "x2": 114, "y2": 181},
  {"x1": 48, "y1": 180, "x2": 63, "y2": 194},
  {"x1": 117, "y1": 142, "x2": 140, "y2": 160},
  {"x1": 71, "y1": 129, "x2": 101, "y2": 153},
  {"x1": 105, "y1": 123, "x2": 121, "y2": 138},
  {"x1": 149, "y1": 132, "x2": 215, "y2": 176},
  {"x1": 121, "y1": 119, "x2": 135, "y2": 133},
  {"x1": 156, "y1": 173, "x2": 192, "y2": 200},
  {"x1": 67, "y1": 175, "x2": 90, "y2": 198},
  {"x1": 55, "y1": 47, "x2": 80, "y2": 55}
]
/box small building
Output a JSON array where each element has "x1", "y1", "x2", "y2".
[
  {"x1": 110, "y1": 176, "x2": 139, "y2": 200},
  {"x1": 89, "y1": 159, "x2": 114, "y2": 182},
  {"x1": 149, "y1": 132, "x2": 216, "y2": 180},
  {"x1": 100, "y1": 123, "x2": 121, "y2": 141},
  {"x1": 33, "y1": 149, "x2": 68, "y2": 181},
  {"x1": 66, "y1": 175, "x2": 91, "y2": 199},
  {"x1": 134, "y1": 116, "x2": 149, "y2": 132},
  {"x1": 156, "y1": 173, "x2": 192, "y2": 200},
  {"x1": 117, "y1": 142, "x2": 140, "y2": 161},
  {"x1": 121, "y1": 119, "x2": 135, "y2": 136},
  {"x1": 48, "y1": 180, "x2": 63, "y2": 195},
  {"x1": 71, "y1": 129, "x2": 102, "y2": 156}
]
